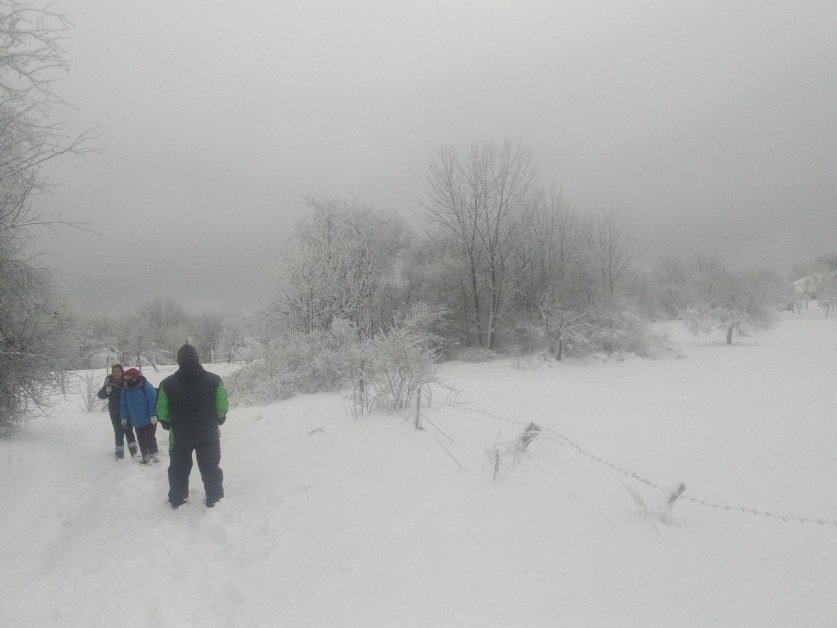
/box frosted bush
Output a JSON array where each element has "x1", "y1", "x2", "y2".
[
  {"x1": 583, "y1": 311, "x2": 673, "y2": 359},
  {"x1": 350, "y1": 303, "x2": 445, "y2": 416}
]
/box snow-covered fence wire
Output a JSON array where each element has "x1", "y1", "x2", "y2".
[{"x1": 434, "y1": 400, "x2": 837, "y2": 528}]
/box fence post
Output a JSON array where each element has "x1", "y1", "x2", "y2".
[{"x1": 414, "y1": 388, "x2": 422, "y2": 430}]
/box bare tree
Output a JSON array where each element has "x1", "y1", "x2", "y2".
[
  {"x1": 592, "y1": 210, "x2": 634, "y2": 313},
  {"x1": 509, "y1": 188, "x2": 594, "y2": 359},
  {"x1": 0, "y1": 257, "x2": 77, "y2": 436},
  {"x1": 422, "y1": 140, "x2": 539, "y2": 349},
  {"x1": 423, "y1": 145, "x2": 485, "y2": 346},
  {"x1": 0, "y1": 1, "x2": 92, "y2": 436},
  {"x1": 654, "y1": 254, "x2": 690, "y2": 318},
  {"x1": 135, "y1": 297, "x2": 190, "y2": 360},
  {"x1": 192, "y1": 311, "x2": 225, "y2": 361}
]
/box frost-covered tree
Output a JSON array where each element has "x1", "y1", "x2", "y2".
[
  {"x1": 0, "y1": 1, "x2": 90, "y2": 436},
  {"x1": 508, "y1": 189, "x2": 594, "y2": 359},
  {"x1": 270, "y1": 197, "x2": 408, "y2": 336},
  {"x1": 422, "y1": 140, "x2": 539, "y2": 350},
  {"x1": 683, "y1": 265, "x2": 790, "y2": 344},
  {"x1": 134, "y1": 297, "x2": 190, "y2": 361},
  {"x1": 397, "y1": 233, "x2": 477, "y2": 351},
  {"x1": 192, "y1": 311, "x2": 225, "y2": 361},
  {"x1": 0, "y1": 257, "x2": 77, "y2": 436},
  {"x1": 591, "y1": 210, "x2": 634, "y2": 313},
  {"x1": 653, "y1": 255, "x2": 691, "y2": 318}
]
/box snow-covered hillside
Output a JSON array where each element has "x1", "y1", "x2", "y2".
[{"x1": 2, "y1": 312, "x2": 835, "y2": 627}]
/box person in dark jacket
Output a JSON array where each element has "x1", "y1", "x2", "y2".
[
  {"x1": 120, "y1": 367, "x2": 160, "y2": 464},
  {"x1": 156, "y1": 344, "x2": 229, "y2": 509},
  {"x1": 97, "y1": 363, "x2": 138, "y2": 460}
]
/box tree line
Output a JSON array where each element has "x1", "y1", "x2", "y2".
[{"x1": 0, "y1": 1, "x2": 813, "y2": 437}]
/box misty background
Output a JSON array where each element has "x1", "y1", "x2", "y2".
[{"x1": 33, "y1": 0, "x2": 837, "y2": 314}]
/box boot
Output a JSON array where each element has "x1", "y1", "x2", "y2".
[
  {"x1": 128, "y1": 443, "x2": 139, "y2": 458},
  {"x1": 115, "y1": 445, "x2": 124, "y2": 460}
]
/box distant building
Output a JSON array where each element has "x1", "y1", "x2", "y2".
[
  {"x1": 793, "y1": 271, "x2": 837, "y2": 300},
  {"x1": 792, "y1": 274, "x2": 822, "y2": 299}
]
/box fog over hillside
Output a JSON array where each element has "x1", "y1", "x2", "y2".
[{"x1": 27, "y1": 0, "x2": 837, "y2": 313}]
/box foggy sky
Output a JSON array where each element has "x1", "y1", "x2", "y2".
[{"x1": 33, "y1": 0, "x2": 837, "y2": 314}]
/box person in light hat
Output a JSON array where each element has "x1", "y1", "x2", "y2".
[{"x1": 120, "y1": 367, "x2": 159, "y2": 464}]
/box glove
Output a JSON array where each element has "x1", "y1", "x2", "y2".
[
  {"x1": 121, "y1": 419, "x2": 128, "y2": 428},
  {"x1": 106, "y1": 385, "x2": 112, "y2": 395},
  {"x1": 150, "y1": 416, "x2": 158, "y2": 425},
  {"x1": 218, "y1": 415, "x2": 226, "y2": 426}
]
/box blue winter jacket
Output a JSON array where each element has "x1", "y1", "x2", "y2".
[{"x1": 120, "y1": 378, "x2": 158, "y2": 428}]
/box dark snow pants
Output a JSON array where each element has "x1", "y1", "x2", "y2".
[
  {"x1": 109, "y1": 414, "x2": 136, "y2": 448},
  {"x1": 168, "y1": 439, "x2": 223, "y2": 507},
  {"x1": 135, "y1": 423, "x2": 158, "y2": 457}
]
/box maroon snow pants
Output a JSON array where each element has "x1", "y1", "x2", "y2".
[{"x1": 135, "y1": 423, "x2": 158, "y2": 457}]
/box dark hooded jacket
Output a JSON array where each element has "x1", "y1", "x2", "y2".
[
  {"x1": 156, "y1": 345, "x2": 229, "y2": 447},
  {"x1": 97, "y1": 375, "x2": 124, "y2": 420}
]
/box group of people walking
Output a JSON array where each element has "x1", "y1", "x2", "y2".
[
  {"x1": 97, "y1": 344, "x2": 229, "y2": 508},
  {"x1": 98, "y1": 364, "x2": 156, "y2": 462}
]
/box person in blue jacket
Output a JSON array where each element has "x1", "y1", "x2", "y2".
[
  {"x1": 120, "y1": 368, "x2": 159, "y2": 464},
  {"x1": 97, "y1": 363, "x2": 139, "y2": 460}
]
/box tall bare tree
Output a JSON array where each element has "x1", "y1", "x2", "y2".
[
  {"x1": 510, "y1": 189, "x2": 595, "y2": 359},
  {"x1": 422, "y1": 140, "x2": 538, "y2": 349},
  {"x1": 592, "y1": 210, "x2": 634, "y2": 313}
]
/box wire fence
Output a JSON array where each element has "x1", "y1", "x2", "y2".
[{"x1": 429, "y1": 398, "x2": 837, "y2": 528}]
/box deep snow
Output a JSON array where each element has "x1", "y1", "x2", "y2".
[{"x1": 1, "y1": 311, "x2": 836, "y2": 627}]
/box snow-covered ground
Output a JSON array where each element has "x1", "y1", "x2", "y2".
[{"x1": 2, "y1": 311, "x2": 836, "y2": 627}]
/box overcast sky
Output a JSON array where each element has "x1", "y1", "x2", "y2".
[{"x1": 33, "y1": 0, "x2": 837, "y2": 314}]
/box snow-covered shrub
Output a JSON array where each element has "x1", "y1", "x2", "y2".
[
  {"x1": 229, "y1": 305, "x2": 446, "y2": 412},
  {"x1": 226, "y1": 360, "x2": 295, "y2": 405},
  {"x1": 280, "y1": 332, "x2": 340, "y2": 394},
  {"x1": 450, "y1": 346, "x2": 498, "y2": 363},
  {"x1": 586, "y1": 311, "x2": 674, "y2": 359},
  {"x1": 83, "y1": 347, "x2": 120, "y2": 370},
  {"x1": 233, "y1": 336, "x2": 266, "y2": 364},
  {"x1": 484, "y1": 423, "x2": 542, "y2": 480},
  {"x1": 76, "y1": 371, "x2": 106, "y2": 413},
  {"x1": 227, "y1": 319, "x2": 363, "y2": 405},
  {"x1": 501, "y1": 319, "x2": 546, "y2": 356},
  {"x1": 355, "y1": 303, "x2": 444, "y2": 415}
]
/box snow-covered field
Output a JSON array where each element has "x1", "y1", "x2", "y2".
[{"x1": 2, "y1": 311, "x2": 836, "y2": 627}]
